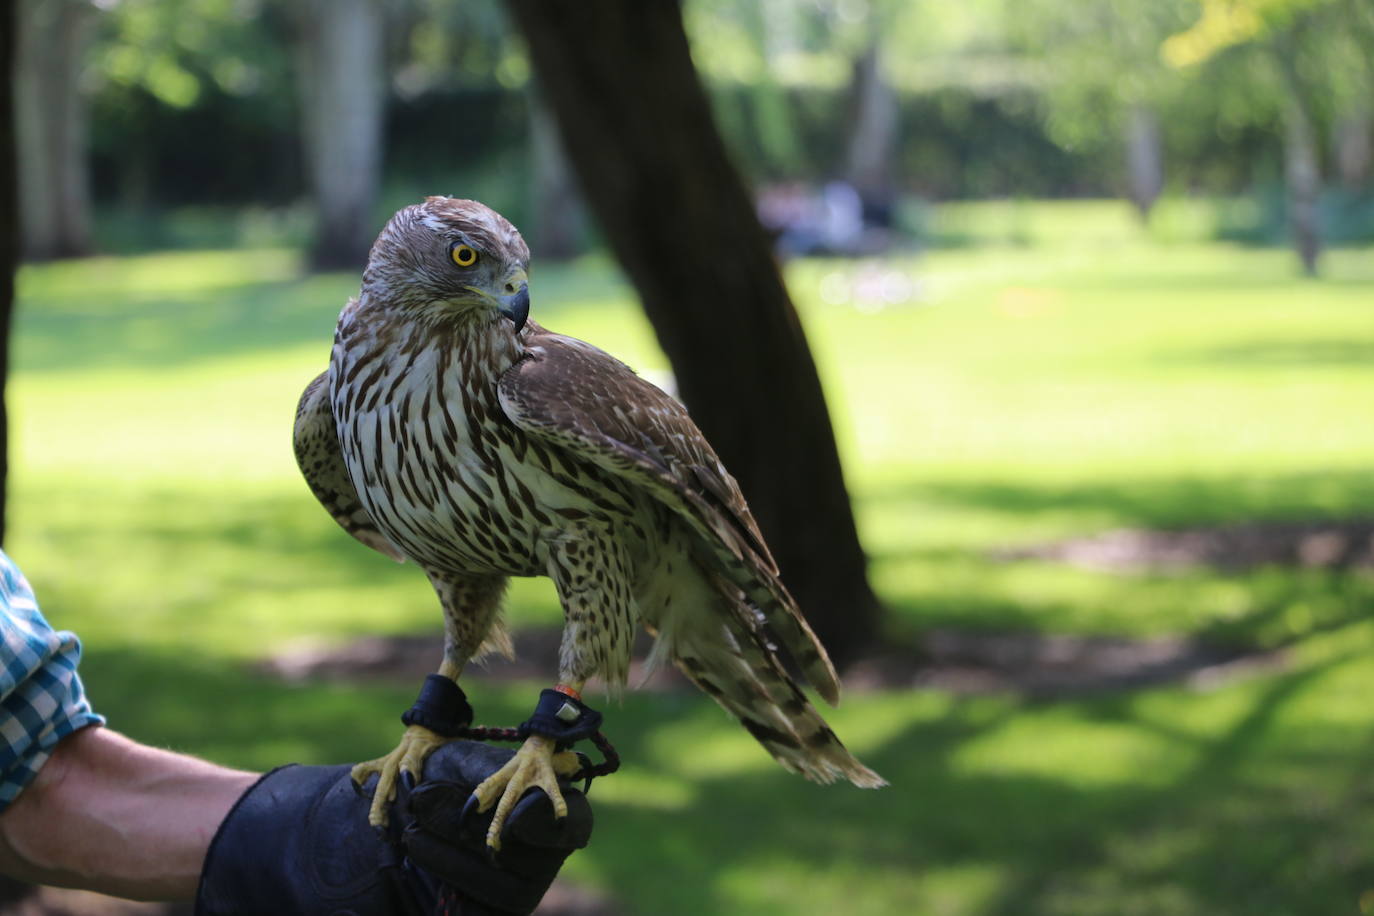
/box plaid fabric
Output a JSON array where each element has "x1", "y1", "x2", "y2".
[{"x1": 0, "y1": 550, "x2": 104, "y2": 810}]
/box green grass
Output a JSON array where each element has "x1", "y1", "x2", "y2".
[{"x1": 10, "y1": 200, "x2": 1374, "y2": 914}]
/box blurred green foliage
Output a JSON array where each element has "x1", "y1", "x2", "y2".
[
  {"x1": 72, "y1": 0, "x2": 1374, "y2": 251},
  {"x1": 9, "y1": 201, "x2": 1374, "y2": 913}
]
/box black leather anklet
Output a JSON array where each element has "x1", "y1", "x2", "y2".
[
  {"x1": 517, "y1": 689, "x2": 603, "y2": 749},
  {"x1": 401, "y1": 674, "x2": 474, "y2": 737}
]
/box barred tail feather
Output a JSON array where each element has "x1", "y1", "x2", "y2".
[
  {"x1": 739, "y1": 574, "x2": 841, "y2": 706},
  {"x1": 690, "y1": 537, "x2": 842, "y2": 705},
  {"x1": 669, "y1": 617, "x2": 885, "y2": 789}
]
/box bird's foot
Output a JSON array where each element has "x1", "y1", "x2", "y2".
[
  {"x1": 352, "y1": 723, "x2": 452, "y2": 828},
  {"x1": 471, "y1": 734, "x2": 582, "y2": 850}
]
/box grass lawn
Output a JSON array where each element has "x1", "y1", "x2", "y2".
[{"x1": 9, "y1": 200, "x2": 1374, "y2": 914}]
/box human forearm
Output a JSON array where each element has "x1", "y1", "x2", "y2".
[{"x1": 0, "y1": 725, "x2": 256, "y2": 900}]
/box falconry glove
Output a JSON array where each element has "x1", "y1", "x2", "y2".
[{"x1": 195, "y1": 740, "x2": 593, "y2": 916}]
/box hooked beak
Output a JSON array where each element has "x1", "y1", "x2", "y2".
[
  {"x1": 499, "y1": 286, "x2": 529, "y2": 333},
  {"x1": 498, "y1": 270, "x2": 530, "y2": 333}
]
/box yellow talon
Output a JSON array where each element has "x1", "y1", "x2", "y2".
[
  {"x1": 471, "y1": 734, "x2": 582, "y2": 850},
  {"x1": 352, "y1": 724, "x2": 452, "y2": 827}
]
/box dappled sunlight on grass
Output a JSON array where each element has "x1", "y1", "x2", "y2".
[
  {"x1": 15, "y1": 248, "x2": 303, "y2": 303},
  {"x1": 861, "y1": 465, "x2": 1374, "y2": 648},
  {"x1": 577, "y1": 769, "x2": 698, "y2": 812},
  {"x1": 563, "y1": 632, "x2": 1374, "y2": 913},
  {"x1": 796, "y1": 241, "x2": 1374, "y2": 484},
  {"x1": 648, "y1": 719, "x2": 783, "y2": 780},
  {"x1": 951, "y1": 708, "x2": 1183, "y2": 790}
]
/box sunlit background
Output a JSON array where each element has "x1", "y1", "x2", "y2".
[{"x1": 9, "y1": 0, "x2": 1374, "y2": 913}]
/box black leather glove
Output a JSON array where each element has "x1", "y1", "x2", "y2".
[{"x1": 195, "y1": 740, "x2": 593, "y2": 916}]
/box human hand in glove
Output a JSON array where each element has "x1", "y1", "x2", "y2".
[{"x1": 196, "y1": 740, "x2": 593, "y2": 916}]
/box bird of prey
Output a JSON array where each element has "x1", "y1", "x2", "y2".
[{"x1": 294, "y1": 197, "x2": 884, "y2": 846}]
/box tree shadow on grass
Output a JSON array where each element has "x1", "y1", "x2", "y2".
[
  {"x1": 873, "y1": 559, "x2": 1374, "y2": 655},
  {"x1": 15, "y1": 276, "x2": 345, "y2": 375},
  {"x1": 979, "y1": 653, "x2": 1374, "y2": 916},
  {"x1": 868, "y1": 468, "x2": 1374, "y2": 534},
  {"x1": 862, "y1": 468, "x2": 1374, "y2": 650},
  {"x1": 76, "y1": 647, "x2": 419, "y2": 771},
  {"x1": 71, "y1": 629, "x2": 1374, "y2": 915},
  {"x1": 28, "y1": 484, "x2": 413, "y2": 588},
  {"x1": 589, "y1": 654, "x2": 1374, "y2": 915},
  {"x1": 1159, "y1": 339, "x2": 1374, "y2": 371}
]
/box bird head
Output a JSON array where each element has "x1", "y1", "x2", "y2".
[{"x1": 361, "y1": 197, "x2": 531, "y2": 332}]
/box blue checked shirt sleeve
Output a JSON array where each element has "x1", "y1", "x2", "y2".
[{"x1": 0, "y1": 551, "x2": 104, "y2": 811}]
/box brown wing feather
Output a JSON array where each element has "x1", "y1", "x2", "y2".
[
  {"x1": 294, "y1": 372, "x2": 406, "y2": 563},
  {"x1": 497, "y1": 325, "x2": 840, "y2": 703}
]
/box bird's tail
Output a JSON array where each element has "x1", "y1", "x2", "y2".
[{"x1": 649, "y1": 584, "x2": 885, "y2": 789}]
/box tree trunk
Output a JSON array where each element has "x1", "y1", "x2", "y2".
[
  {"x1": 1274, "y1": 39, "x2": 1321, "y2": 276},
  {"x1": 506, "y1": 0, "x2": 881, "y2": 666},
  {"x1": 14, "y1": 0, "x2": 95, "y2": 261},
  {"x1": 842, "y1": 31, "x2": 898, "y2": 219},
  {"x1": 1283, "y1": 95, "x2": 1321, "y2": 276},
  {"x1": 1123, "y1": 103, "x2": 1164, "y2": 220},
  {"x1": 1333, "y1": 109, "x2": 1372, "y2": 189},
  {"x1": 2, "y1": 0, "x2": 21, "y2": 548},
  {"x1": 528, "y1": 94, "x2": 581, "y2": 260},
  {"x1": 298, "y1": 0, "x2": 385, "y2": 271}
]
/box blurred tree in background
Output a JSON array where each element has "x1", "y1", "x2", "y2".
[
  {"x1": 8, "y1": 0, "x2": 1363, "y2": 251},
  {"x1": 1005, "y1": 0, "x2": 1197, "y2": 219},
  {"x1": 294, "y1": 0, "x2": 384, "y2": 269},
  {"x1": 15, "y1": 0, "x2": 97, "y2": 260},
  {"x1": 1163, "y1": 0, "x2": 1374, "y2": 272},
  {"x1": 0, "y1": 0, "x2": 16, "y2": 545},
  {"x1": 80, "y1": 0, "x2": 301, "y2": 232},
  {"x1": 10, "y1": 0, "x2": 1370, "y2": 267}
]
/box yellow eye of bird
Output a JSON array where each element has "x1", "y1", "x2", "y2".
[{"x1": 451, "y1": 244, "x2": 478, "y2": 268}]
